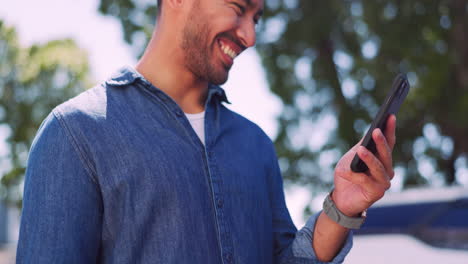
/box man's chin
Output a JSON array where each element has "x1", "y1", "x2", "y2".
[{"x1": 208, "y1": 71, "x2": 229, "y2": 85}]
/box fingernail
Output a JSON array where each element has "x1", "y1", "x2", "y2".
[
  {"x1": 359, "y1": 146, "x2": 367, "y2": 156},
  {"x1": 374, "y1": 129, "x2": 382, "y2": 139},
  {"x1": 378, "y1": 129, "x2": 384, "y2": 139}
]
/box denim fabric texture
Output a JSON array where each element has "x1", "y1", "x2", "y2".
[{"x1": 17, "y1": 67, "x2": 353, "y2": 263}]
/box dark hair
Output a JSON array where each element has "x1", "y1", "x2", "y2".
[{"x1": 157, "y1": 0, "x2": 162, "y2": 9}]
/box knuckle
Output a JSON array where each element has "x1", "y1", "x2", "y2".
[
  {"x1": 377, "y1": 160, "x2": 386, "y2": 173},
  {"x1": 384, "y1": 181, "x2": 391, "y2": 190},
  {"x1": 375, "y1": 189, "x2": 386, "y2": 200}
]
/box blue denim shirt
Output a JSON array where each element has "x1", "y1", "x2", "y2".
[{"x1": 17, "y1": 67, "x2": 352, "y2": 263}]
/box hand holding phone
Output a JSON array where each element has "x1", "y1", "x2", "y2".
[{"x1": 350, "y1": 74, "x2": 410, "y2": 173}]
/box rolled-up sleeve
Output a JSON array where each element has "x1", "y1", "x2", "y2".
[
  {"x1": 16, "y1": 112, "x2": 103, "y2": 263},
  {"x1": 278, "y1": 213, "x2": 353, "y2": 264},
  {"x1": 267, "y1": 145, "x2": 353, "y2": 264}
]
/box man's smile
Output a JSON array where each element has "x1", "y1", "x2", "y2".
[
  {"x1": 219, "y1": 39, "x2": 239, "y2": 59},
  {"x1": 217, "y1": 38, "x2": 243, "y2": 67}
]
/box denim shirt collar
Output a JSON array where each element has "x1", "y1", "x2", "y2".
[{"x1": 106, "y1": 66, "x2": 230, "y2": 105}]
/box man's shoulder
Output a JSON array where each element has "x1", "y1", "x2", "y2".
[
  {"x1": 53, "y1": 66, "x2": 145, "y2": 125},
  {"x1": 52, "y1": 83, "x2": 108, "y2": 124}
]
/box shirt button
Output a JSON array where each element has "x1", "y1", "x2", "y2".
[
  {"x1": 175, "y1": 110, "x2": 183, "y2": 117},
  {"x1": 224, "y1": 253, "x2": 233, "y2": 263},
  {"x1": 216, "y1": 199, "x2": 224, "y2": 208}
]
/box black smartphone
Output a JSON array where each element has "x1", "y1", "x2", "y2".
[{"x1": 350, "y1": 74, "x2": 410, "y2": 173}]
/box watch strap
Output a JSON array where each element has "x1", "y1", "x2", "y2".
[{"x1": 323, "y1": 192, "x2": 366, "y2": 229}]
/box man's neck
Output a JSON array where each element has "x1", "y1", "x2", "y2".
[{"x1": 135, "y1": 25, "x2": 208, "y2": 114}]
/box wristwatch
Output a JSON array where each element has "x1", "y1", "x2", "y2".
[{"x1": 322, "y1": 190, "x2": 367, "y2": 229}]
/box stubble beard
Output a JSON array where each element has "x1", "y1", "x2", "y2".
[{"x1": 181, "y1": 4, "x2": 230, "y2": 85}]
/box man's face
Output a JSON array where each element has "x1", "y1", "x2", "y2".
[{"x1": 181, "y1": 0, "x2": 263, "y2": 85}]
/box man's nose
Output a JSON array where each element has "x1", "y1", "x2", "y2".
[{"x1": 236, "y1": 19, "x2": 257, "y2": 48}]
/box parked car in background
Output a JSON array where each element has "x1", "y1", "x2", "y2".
[{"x1": 346, "y1": 186, "x2": 468, "y2": 264}]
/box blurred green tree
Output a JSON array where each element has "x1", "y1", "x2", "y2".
[
  {"x1": 97, "y1": 0, "x2": 468, "y2": 194},
  {"x1": 0, "y1": 21, "x2": 90, "y2": 206}
]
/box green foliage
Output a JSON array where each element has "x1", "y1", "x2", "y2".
[
  {"x1": 0, "y1": 21, "x2": 90, "y2": 205},
  {"x1": 97, "y1": 0, "x2": 468, "y2": 193},
  {"x1": 258, "y1": 0, "x2": 468, "y2": 189},
  {"x1": 98, "y1": 0, "x2": 156, "y2": 56}
]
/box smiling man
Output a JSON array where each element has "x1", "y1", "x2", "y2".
[{"x1": 17, "y1": 0, "x2": 396, "y2": 263}]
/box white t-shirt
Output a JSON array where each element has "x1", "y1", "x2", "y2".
[
  {"x1": 185, "y1": 111, "x2": 205, "y2": 145},
  {"x1": 133, "y1": 68, "x2": 206, "y2": 144}
]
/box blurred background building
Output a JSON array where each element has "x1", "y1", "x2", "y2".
[{"x1": 1, "y1": 0, "x2": 467, "y2": 263}]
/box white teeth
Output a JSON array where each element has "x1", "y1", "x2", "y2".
[{"x1": 220, "y1": 42, "x2": 237, "y2": 59}]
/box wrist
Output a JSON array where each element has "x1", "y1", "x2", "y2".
[
  {"x1": 330, "y1": 190, "x2": 360, "y2": 217},
  {"x1": 323, "y1": 190, "x2": 367, "y2": 229}
]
